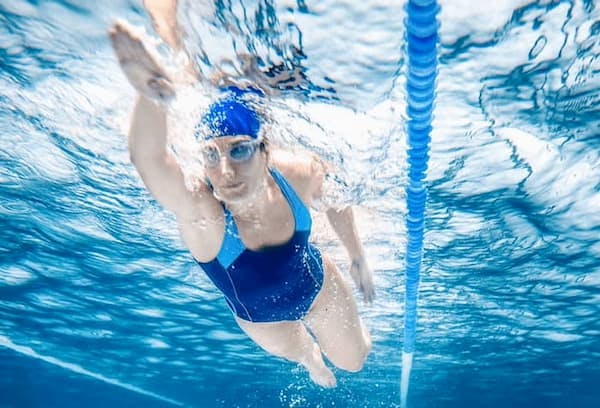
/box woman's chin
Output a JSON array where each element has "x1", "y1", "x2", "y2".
[{"x1": 216, "y1": 183, "x2": 250, "y2": 203}]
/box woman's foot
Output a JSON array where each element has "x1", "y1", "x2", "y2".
[
  {"x1": 108, "y1": 20, "x2": 175, "y2": 103},
  {"x1": 303, "y1": 343, "x2": 337, "y2": 388}
]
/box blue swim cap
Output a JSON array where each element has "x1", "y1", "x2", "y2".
[{"x1": 199, "y1": 87, "x2": 263, "y2": 140}]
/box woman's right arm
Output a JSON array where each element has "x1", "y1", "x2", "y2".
[
  {"x1": 143, "y1": 0, "x2": 180, "y2": 50},
  {"x1": 110, "y1": 21, "x2": 212, "y2": 221},
  {"x1": 128, "y1": 96, "x2": 205, "y2": 218}
]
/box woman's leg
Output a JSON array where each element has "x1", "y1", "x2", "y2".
[
  {"x1": 304, "y1": 254, "x2": 372, "y2": 372},
  {"x1": 235, "y1": 317, "x2": 337, "y2": 388}
]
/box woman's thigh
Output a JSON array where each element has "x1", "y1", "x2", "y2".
[
  {"x1": 303, "y1": 254, "x2": 371, "y2": 372},
  {"x1": 235, "y1": 317, "x2": 314, "y2": 360}
]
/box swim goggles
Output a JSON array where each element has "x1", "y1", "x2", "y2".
[{"x1": 201, "y1": 140, "x2": 261, "y2": 167}]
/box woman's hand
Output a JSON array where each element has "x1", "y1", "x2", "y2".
[
  {"x1": 109, "y1": 20, "x2": 175, "y2": 103},
  {"x1": 349, "y1": 256, "x2": 375, "y2": 304}
]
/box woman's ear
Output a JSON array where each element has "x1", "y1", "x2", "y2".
[
  {"x1": 258, "y1": 139, "x2": 270, "y2": 163},
  {"x1": 262, "y1": 145, "x2": 270, "y2": 164}
]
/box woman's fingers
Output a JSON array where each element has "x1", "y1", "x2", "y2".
[
  {"x1": 350, "y1": 259, "x2": 376, "y2": 304},
  {"x1": 361, "y1": 269, "x2": 376, "y2": 304},
  {"x1": 147, "y1": 76, "x2": 176, "y2": 101},
  {"x1": 108, "y1": 20, "x2": 175, "y2": 102}
]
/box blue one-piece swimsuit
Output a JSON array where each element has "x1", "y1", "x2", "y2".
[{"x1": 196, "y1": 169, "x2": 324, "y2": 322}]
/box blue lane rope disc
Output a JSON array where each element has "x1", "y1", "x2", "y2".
[{"x1": 401, "y1": 1, "x2": 439, "y2": 407}]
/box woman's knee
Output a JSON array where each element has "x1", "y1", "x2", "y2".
[
  {"x1": 315, "y1": 321, "x2": 371, "y2": 372},
  {"x1": 330, "y1": 341, "x2": 370, "y2": 372},
  {"x1": 316, "y1": 318, "x2": 372, "y2": 372}
]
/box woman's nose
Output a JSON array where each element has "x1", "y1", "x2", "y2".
[{"x1": 219, "y1": 157, "x2": 235, "y2": 178}]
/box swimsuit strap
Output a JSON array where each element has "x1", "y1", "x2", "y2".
[
  {"x1": 216, "y1": 208, "x2": 245, "y2": 269},
  {"x1": 269, "y1": 168, "x2": 311, "y2": 232}
]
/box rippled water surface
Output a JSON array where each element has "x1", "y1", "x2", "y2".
[{"x1": 1, "y1": 0, "x2": 599, "y2": 407}]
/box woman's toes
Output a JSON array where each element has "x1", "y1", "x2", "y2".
[{"x1": 308, "y1": 365, "x2": 337, "y2": 388}]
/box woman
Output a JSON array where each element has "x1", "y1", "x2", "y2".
[{"x1": 109, "y1": 16, "x2": 374, "y2": 388}]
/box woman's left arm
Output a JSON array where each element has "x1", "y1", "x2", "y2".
[
  {"x1": 324, "y1": 206, "x2": 375, "y2": 303},
  {"x1": 272, "y1": 150, "x2": 375, "y2": 302}
]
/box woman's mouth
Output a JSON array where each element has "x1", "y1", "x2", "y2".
[{"x1": 222, "y1": 182, "x2": 244, "y2": 191}]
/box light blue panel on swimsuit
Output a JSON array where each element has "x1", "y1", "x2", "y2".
[{"x1": 216, "y1": 210, "x2": 246, "y2": 269}]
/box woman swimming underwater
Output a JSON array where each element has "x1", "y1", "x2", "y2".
[{"x1": 109, "y1": 11, "x2": 374, "y2": 387}]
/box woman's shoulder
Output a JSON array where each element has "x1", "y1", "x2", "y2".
[
  {"x1": 269, "y1": 148, "x2": 328, "y2": 204},
  {"x1": 270, "y1": 148, "x2": 325, "y2": 177}
]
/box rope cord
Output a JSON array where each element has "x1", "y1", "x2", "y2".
[{"x1": 401, "y1": 1, "x2": 439, "y2": 406}]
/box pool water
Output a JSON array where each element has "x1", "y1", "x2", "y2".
[{"x1": 1, "y1": 0, "x2": 599, "y2": 407}]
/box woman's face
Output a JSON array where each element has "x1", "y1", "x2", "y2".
[{"x1": 202, "y1": 135, "x2": 267, "y2": 203}]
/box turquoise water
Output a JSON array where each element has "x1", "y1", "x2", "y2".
[{"x1": 1, "y1": 0, "x2": 599, "y2": 407}]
